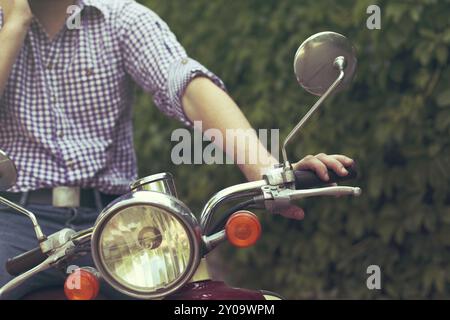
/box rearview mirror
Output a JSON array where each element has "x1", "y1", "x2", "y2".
[
  {"x1": 281, "y1": 31, "x2": 357, "y2": 167},
  {"x1": 294, "y1": 31, "x2": 357, "y2": 96}
]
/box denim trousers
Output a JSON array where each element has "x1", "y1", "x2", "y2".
[{"x1": 0, "y1": 203, "x2": 126, "y2": 300}]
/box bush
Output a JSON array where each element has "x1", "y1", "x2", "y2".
[{"x1": 133, "y1": 0, "x2": 450, "y2": 299}]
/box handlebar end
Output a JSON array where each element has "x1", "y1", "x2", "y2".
[{"x1": 353, "y1": 187, "x2": 362, "y2": 196}]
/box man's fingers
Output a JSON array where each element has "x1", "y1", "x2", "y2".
[
  {"x1": 280, "y1": 205, "x2": 305, "y2": 220},
  {"x1": 294, "y1": 155, "x2": 329, "y2": 181},
  {"x1": 316, "y1": 153, "x2": 349, "y2": 177},
  {"x1": 293, "y1": 154, "x2": 354, "y2": 182},
  {"x1": 329, "y1": 154, "x2": 354, "y2": 166}
]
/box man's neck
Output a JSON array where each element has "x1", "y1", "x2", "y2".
[{"x1": 29, "y1": 0, "x2": 77, "y2": 39}]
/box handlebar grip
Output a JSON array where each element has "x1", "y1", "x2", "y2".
[
  {"x1": 6, "y1": 247, "x2": 47, "y2": 276},
  {"x1": 294, "y1": 163, "x2": 358, "y2": 189}
]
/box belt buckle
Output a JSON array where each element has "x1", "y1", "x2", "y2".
[{"x1": 52, "y1": 187, "x2": 80, "y2": 208}]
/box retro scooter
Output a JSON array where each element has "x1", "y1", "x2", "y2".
[{"x1": 0, "y1": 31, "x2": 360, "y2": 300}]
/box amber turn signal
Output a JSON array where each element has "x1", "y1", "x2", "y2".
[
  {"x1": 225, "y1": 210, "x2": 262, "y2": 248},
  {"x1": 64, "y1": 268, "x2": 100, "y2": 300}
]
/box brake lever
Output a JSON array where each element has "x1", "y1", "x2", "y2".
[
  {"x1": 0, "y1": 240, "x2": 75, "y2": 299},
  {"x1": 286, "y1": 186, "x2": 361, "y2": 200},
  {"x1": 259, "y1": 185, "x2": 362, "y2": 215}
]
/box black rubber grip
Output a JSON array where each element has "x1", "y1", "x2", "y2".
[
  {"x1": 6, "y1": 247, "x2": 47, "y2": 276},
  {"x1": 294, "y1": 163, "x2": 358, "y2": 189}
]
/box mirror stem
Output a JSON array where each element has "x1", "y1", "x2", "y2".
[
  {"x1": 281, "y1": 56, "x2": 346, "y2": 167},
  {"x1": 0, "y1": 196, "x2": 47, "y2": 242}
]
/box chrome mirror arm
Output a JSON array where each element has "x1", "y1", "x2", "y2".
[
  {"x1": 281, "y1": 56, "x2": 347, "y2": 168},
  {"x1": 0, "y1": 196, "x2": 46, "y2": 243}
]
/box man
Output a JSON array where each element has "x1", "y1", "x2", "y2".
[{"x1": 0, "y1": 0, "x2": 354, "y2": 299}]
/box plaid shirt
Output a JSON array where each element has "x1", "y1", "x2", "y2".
[{"x1": 0, "y1": 0, "x2": 225, "y2": 194}]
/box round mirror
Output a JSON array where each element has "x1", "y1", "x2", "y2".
[
  {"x1": 294, "y1": 31, "x2": 357, "y2": 96},
  {"x1": 0, "y1": 149, "x2": 17, "y2": 191}
]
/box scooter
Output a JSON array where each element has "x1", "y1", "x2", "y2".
[{"x1": 0, "y1": 31, "x2": 360, "y2": 300}]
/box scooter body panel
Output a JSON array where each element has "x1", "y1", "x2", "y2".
[{"x1": 166, "y1": 281, "x2": 265, "y2": 300}]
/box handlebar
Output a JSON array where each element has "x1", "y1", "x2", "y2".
[
  {"x1": 6, "y1": 247, "x2": 47, "y2": 276},
  {"x1": 200, "y1": 163, "x2": 359, "y2": 231},
  {"x1": 294, "y1": 163, "x2": 358, "y2": 189},
  {"x1": 2, "y1": 163, "x2": 360, "y2": 294}
]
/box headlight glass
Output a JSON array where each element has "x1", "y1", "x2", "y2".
[{"x1": 98, "y1": 205, "x2": 192, "y2": 293}]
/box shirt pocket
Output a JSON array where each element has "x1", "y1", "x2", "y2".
[
  {"x1": 64, "y1": 33, "x2": 115, "y2": 75},
  {"x1": 55, "y1": 36, "x2": 122, "y2": 111},
  {"x1": 52, "y1": 35, "x2": 125, "y2": 140}
]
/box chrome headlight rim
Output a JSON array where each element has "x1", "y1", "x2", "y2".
[{"x1": 91, "y1": 191, "x2": 201, "y2": 300}]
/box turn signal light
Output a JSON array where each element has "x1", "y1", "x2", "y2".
[
  {"x1": 64, "y1": 268, "x2": 100, "y2": 300},
  {"x1": 225, "y1": 211, "x2": 262, "y2": 248}
]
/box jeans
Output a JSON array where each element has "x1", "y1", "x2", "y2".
[{"x1": 0, "y1": 203, "x2": 126, "y2": 300}]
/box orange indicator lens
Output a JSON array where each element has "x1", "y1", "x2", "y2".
[
  {"x1": 64, "y1": 269, "x2": 100, "y2": 300},
  {"x1": 225, "y1": 211, "x2": 262, "y2": 248}
]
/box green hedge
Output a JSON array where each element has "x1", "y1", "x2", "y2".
[{"x1": 133, "y1": 0, "x2": 450, "y2": 299}]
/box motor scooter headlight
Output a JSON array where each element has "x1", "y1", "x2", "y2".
[{"x1": 91, "y1": 187, "x2": 201, "y2": 299}]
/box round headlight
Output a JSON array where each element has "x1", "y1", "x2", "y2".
[{"x1": 91, "y1": 191, "x2": 201, "y2": 299}]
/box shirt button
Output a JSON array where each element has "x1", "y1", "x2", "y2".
[
  {"x1": 86, "y1": 68, "x2": 94, "y2": 76},
  {"x1": 66, "y1": 160, "x2": 76, "y2": 169},
  {"x1": 57, "y1": 131, "x2": 64, "y2": 138},
  {"x1": 47, "y1": 62, "x2": 53, "y2": 70},
  {"x1": 181, "y1": 58, "x2": 188, "y2": 65}
]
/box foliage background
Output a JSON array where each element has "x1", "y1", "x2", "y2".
[{"x1": 133, "y1": 0, "x2": 450, "y2": 299}]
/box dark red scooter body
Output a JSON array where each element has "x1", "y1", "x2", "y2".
[
  {"x1": 22, "y1": 281, "x2": 266, "y2": 300},
  {"x1": 166, "y1": 280, "x2": 265, "y2": 300}
]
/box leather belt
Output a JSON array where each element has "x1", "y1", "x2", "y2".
[{"x1": 0, "y1": 188, "x2": 121, "y2": 209}]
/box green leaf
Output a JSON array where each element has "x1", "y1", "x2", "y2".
[
  {"x1": 436, "y1": 45, "x2": 449, "y2": 65},
  {"x1": 436, "y1": 90, "x2": 450, "y2": 107}
]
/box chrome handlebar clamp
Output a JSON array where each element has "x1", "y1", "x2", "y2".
[
  {"x1": 39, "y1": 228, "x2": 77, "y2": 254},
  {"x1": 262, "y1": 165, "x2": 295, "y2": 187},
  {"x1": 261, "y1": 185, "x2": 292, "y2": 215}
]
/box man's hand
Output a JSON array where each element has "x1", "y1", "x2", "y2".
[
  {"x1": 0, "y1": 0, "x2": 33, "y2": 28},
  {"x1": 294, "y1": 153, "x2": 354, "y2": 182},
  {"x1": 278, "y1": 153, "x2": 354, "y2": 220},
  {"x1": 0, "y1": 0, "x2": 33, "y2": 96}
]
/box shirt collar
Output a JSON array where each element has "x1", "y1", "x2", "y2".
[{"x1": 77, "y1": 0, "x2": 110, "y2": 19}]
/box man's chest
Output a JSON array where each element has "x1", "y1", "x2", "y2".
[{"x1": 1, "y1": 21, "x2": 128, "y2": 129}]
